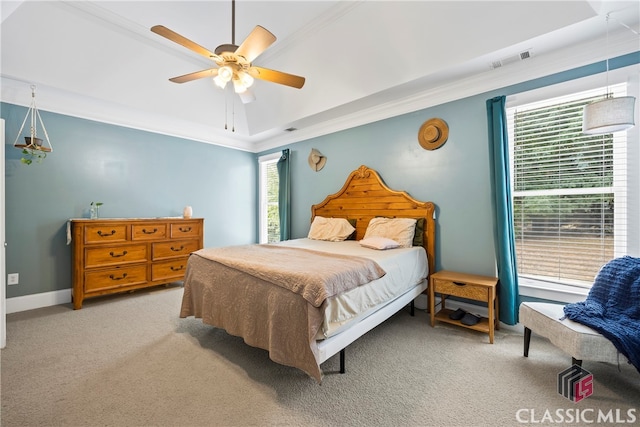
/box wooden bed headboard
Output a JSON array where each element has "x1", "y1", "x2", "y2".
[{"x1": 311, "y1": 165, "x2": 436, "y2": 277}]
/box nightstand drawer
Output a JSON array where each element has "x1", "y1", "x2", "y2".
[
  {"x1": 429, "y1": 270, "x2": 499, "y2": 343},
  {"x1": 433, "y1": 279, "x2": 488, "y2": 300}
]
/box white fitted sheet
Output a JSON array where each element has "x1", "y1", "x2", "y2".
[{"x1": 277, "y1": 238, "x2": 429, "y2": 339}]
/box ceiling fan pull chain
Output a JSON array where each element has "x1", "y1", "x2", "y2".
[{"x1": 224, "y1": 89, "x2": 228, "y2": 130}]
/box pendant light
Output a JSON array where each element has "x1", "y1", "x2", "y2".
[
  {"x1": 12, "y1": 84, "x2": 53, "y2": 164},
  {"x1": 582, "y1": 14, "x2": 636, "y2": 135}
]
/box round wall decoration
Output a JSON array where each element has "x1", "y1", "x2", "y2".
[{"x1": 418, "y1": 118, "x2": 449, "y2": 150}]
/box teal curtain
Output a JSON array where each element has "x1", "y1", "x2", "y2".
[
  {"x1": 277, "y1": 148, "x2": 291, "y2": 241},
  {"x1": 486, "y1": 96, "x2": 519, "y2": 325}
]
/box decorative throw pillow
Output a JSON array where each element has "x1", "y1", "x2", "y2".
[
  {"x1": 308, "y1": 216, "x2": 356, "y2": 242},
  {"x1": 359, "y1": 236, "x2": 401, "y2": 250},
  {"x1": 363, "y1": 217, "x2": 417, "y2": 248}
]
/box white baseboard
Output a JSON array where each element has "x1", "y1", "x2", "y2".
[{"x1": 6, "y1": 289, "x2": 72, "y2": 314}]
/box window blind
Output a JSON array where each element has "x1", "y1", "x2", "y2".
[{"x1": 508, "y1": 83, "x2": 628, "y2": 288}]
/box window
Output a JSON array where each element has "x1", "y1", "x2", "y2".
[
  {"x1": 258, "y1": 153, "x2": 281, "y2": 243},
  {"x1": 507, "y1": 83, "x2": 629, "y2": 292}
]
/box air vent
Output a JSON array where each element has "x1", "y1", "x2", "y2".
[{"x1": 490, "y1": 49, "x2": 533, "y2": 69}]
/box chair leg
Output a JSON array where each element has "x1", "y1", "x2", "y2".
[{"x1": 524, "y1": 327, "x2": 531, "y2": 357}]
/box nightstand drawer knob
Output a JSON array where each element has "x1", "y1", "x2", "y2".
[{"x1": 453, "y1": 281, "x2": 466, "y2": 286}]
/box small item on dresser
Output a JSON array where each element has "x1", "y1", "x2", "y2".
[
  {"x1": 90, "y1": 202, "x2": 103, "y2": 219},
  {"x1": 183, "y1": 205, "x2": 193, "y2": 219}
]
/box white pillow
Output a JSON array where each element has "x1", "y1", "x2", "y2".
[
  {"x1": 307, "y1": 216, "x2": 355, "y2": 242},
  {"x1": 359, "y1": 236, "x2": 400, "y2": 250},
  {"x1": 363, "y1": 217, "x2": 417, "y2": 248}
]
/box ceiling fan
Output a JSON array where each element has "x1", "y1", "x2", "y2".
[{"x1": 151, "y1": 0, "x2": 305, "y2": 104}]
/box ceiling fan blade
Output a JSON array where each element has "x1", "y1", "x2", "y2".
[
  {"x1": 235, "y1": 25, "x2": 276, "y2": 63},
  {"x1": 169, "y1": 68, "x2": 218, "y2": 84},
  {"x1": 151, "y1": 25, "x2": 219, "y2": 61},
  {"x1": 238, "y1": 88, "x2": 256, "y2": 104},
  {"x1": 248, "y1": 67, "x2": 305, "y2": 89}
]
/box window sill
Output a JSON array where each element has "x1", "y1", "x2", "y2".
[{"x1": 518, "y1": 277, "x2": 589, "y2": 304}]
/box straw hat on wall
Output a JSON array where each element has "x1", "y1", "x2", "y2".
[
  {"x1": 418, "y1": 118, "x2": 449, "y2": 150},
  {"x1": 308, "y1": 148, "x2": 326, "y2": 171}
]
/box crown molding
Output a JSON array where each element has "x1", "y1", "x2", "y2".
[{"x1": 2, "y1": 14, "x2": 637, "y2": 154}]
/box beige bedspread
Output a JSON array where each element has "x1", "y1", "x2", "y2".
[{"x1": 179, "y1": 244, "x2": 386, "y2": 382}]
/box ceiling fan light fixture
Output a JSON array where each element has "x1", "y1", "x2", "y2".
[
  {"x1": 240, "y1": 71, "x2": 254, "y2": 88},
  {"x1": 213, "y1": 66, "x2": 233, "y2": 89},
  {"x1": 219, "y1": 66, "x2": 233, "y2": 81},
  {"x1": 213, "y1": 75, "x2": 227, "y2": 89},
  {"x1": 233, "y1": 78, "x2": 247, "y2": 94},
  {"x1": 151, "y1": 0, "x2": 305, "y2": 107}
]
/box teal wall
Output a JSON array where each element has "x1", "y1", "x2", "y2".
[
  {"x1": 2, "y1": 105, "x2": 256, "y2": 298},
  {"x1": 260, "y1": 52, "x2": 640, "y2": 277},
  {"x1": 264, "y1": 95, "x2": 495, "y2": 276},
  {"x1": 3, "y1": 51, "x2": 638, "y2": 301}
]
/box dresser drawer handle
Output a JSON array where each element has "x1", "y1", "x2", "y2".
[
  {"x1": 109, "y1": 250, "x2": 128, "y2": 258},
  {"x1": 109, "y1": 273, "x2": 128, "y2": 281},
  {"x1": 170, "y1": 245, "x2": 184, "y2": 252},
  {"x1": 453, "y1": 281, "x2": 466, "y2": 286},
  {"x1": 179, "y1": 226, "x2": 192, "y2": 233},
  {"x1": 170, "y1": 265, "x2": 184, "y2": 272},
  {"x1": 97, "y1": 230, "x2": 116, "y2": 237},
  {"x1": 142, "y1": 228, "x2": 158, "y2": 234}
]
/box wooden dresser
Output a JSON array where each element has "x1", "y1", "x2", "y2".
[{"x1": 70, "y1": 218, "x2": 204, "y2": 309}]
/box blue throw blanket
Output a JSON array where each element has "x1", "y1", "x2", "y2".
[{"x1": 563, "y1": 256, "x2": 640, "y2": 372}]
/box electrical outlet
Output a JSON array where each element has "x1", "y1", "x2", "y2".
[{"x1": 7, "y1": 273, "x2": 19, "y2": 285}]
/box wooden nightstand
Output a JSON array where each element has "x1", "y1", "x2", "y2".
[{"x1": 429, "y1": 270, "x2": 499, "y2": 343}]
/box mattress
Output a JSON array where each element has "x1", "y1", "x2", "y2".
[{"x1": 277, "y1": 238, "x2": 429, "y2": 338}]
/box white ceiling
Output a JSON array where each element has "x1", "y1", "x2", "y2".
[{"x1": 2, "y1": 1, "x2": 639, "y2": 153}]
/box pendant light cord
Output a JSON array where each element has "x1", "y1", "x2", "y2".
[{"x1": 605, "y1": 13, "x2": 610, "y2": 98}]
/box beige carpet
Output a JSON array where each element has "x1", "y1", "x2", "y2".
[{"x1": 2, "y1": 285, "x2": 638, "y2": 427}]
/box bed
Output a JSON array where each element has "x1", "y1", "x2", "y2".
[{"x1": 180, "y1": 165, "x2": 436, "y2": 382}]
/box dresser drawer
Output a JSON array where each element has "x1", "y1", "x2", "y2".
[
  {"x1": 85, "y1": 244, "x2": 148, "y2": 268},
  {"x1": 84, "y1": 265, "x2": 147, "y2": 293},
  {"x1": 132, "y1": 223, "x2": 167, "y2": 240},
  {"x1": 151, "y1": 258, "x2": 188, "y2": 282},
  {"x1": 84, "y1": 224, "x2": 128, "y2": 244},
  {"x1": 170, "y1": 221, "x2": 201, "y2": 239},
  {"x1": 152, "y1": 240, "x2": 199, "y2": 260},
  {"x1": 433, "y1": 279, "x2": 488, "y2": 301}
]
